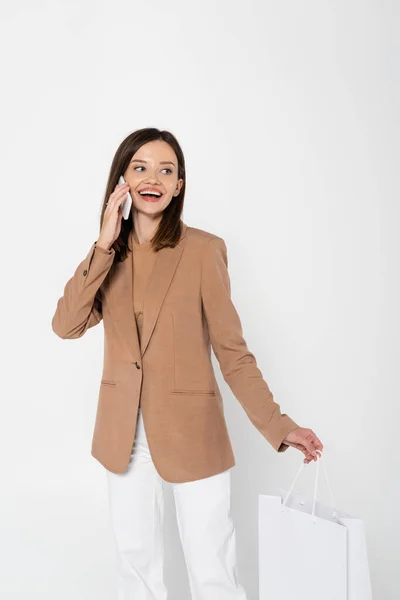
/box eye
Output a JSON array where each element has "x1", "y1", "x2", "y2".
[{"x1": 134, "y1": 166, "x2": 173, "y2": 174}]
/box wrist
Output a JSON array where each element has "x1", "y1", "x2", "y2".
[{"x1": 96, "y1": 239, "x2": 112, "y2": 251}]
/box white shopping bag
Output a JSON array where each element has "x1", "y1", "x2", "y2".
[
  {"x1": 258, "y1": 451, "x2": 373, "y2": 600},
  {"x1": 337, "y1": 515, "x2": 373, "y2": 599}
]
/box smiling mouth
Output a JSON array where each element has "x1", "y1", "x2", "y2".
[{"x1": 138, "y1": 192, "x2": 163, "y2": 202}]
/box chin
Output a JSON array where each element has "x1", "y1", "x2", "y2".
[{"x1": 143, "y1": 200, "x2": 172, "y2": 212}]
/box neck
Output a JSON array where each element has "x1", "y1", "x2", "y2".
[{"x1": 132, "y1": 210, "x2": 161, "y2": 243}]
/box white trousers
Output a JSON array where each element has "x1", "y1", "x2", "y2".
[{"x1": 106, "y1": 407, "x2": 248, "y2": 600}]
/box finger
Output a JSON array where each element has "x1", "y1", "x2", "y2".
[
  {"x1": 304, "y1": 441, "x2": 318, "y2": 458},
  {"x1": 112, "y1": 183, "x2": 129, "y2": 195},
  {"x1": 304, "y1": 454, "x2": 316, "y2": 464},
  {"x1": 314, "y1": 439, "x2": 324, "y2": 452},
  {"x1": 309, "y1": 431, "x2": 324, "y2": 452},
  {"x1": 300, "y1": 446, "x2": 315, "y2": 461},
  {"x1": 310, "y1": 435, "x2": 323, "y2": 455},
  {"x1": 113, "y1": 184, "x2": 130, "y2": 198},
  {"x1": 116, "y1": 191, "x2": 129, "y2": 208},
  {"x1": 106, "y1": 190, "x2": 129, "y2": 210},
  {"x1": 108, "y1": 184, "x2": 130, "y2": 205}
]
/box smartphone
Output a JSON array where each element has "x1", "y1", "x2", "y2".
[{"x1": 118, "y1": 175, "x2": 133, "y2": 220}]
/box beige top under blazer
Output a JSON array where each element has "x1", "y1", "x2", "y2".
[
  {"x1": 130, "y1": 231, "x2": 157, "y2": 347},
  {"x1": 130, "y1": 230, "x2": 157, "y2": 407},
  {"x1": 52, "y1": 221, "x2": 299, "y2": 482}
]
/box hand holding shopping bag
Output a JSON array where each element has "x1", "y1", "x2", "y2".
[{"x1": 258, "y1": 451, "x2": 373, "y2": 600}]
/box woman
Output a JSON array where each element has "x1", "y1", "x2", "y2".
[{"x1": 52, "y1": 127, "x2": 323, "y2": 599}]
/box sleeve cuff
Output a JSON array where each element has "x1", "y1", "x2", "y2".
[
  {"x1": 94, "y1": 241, "x2": 114, "y2": 255},
  {"x1": 276, "y1": 419, "x2": 300, "y2": 452}
]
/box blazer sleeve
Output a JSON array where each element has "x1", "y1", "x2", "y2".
[
  {"x1": 200, "y1": 236, "x2": 299, "y2": 453},
  {"x1": 51, "y1": 241, "x2": 115, "y2": 339}
]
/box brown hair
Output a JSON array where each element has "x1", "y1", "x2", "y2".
[{"x1": 100, "y1": 127, "x2": 186, "y2": 262}]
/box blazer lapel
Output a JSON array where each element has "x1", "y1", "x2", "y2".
[
  {"x1": 108, "y1": 222, "x2": 188, "y2": 361},
  {"x1": 140, "y1": 223, "x2": 188, "y2": 357}
]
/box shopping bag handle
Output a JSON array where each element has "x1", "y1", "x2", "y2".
[{"x1": 282, "y1": 451, "x2": 337, "y2": 519}]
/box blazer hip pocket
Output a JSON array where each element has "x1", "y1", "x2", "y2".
[{"x1": 170, "y1": 389, "x2": 216, "y2": 396}]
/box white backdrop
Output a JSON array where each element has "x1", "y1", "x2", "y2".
[{"x1": 0, "y1": 1, "x2": 398, "y2": 598}]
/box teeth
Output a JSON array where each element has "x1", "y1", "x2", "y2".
[{"x1": 139, "y1": 190, "x2": 161, "y2": 196}]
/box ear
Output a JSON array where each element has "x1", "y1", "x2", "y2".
[{"x1": 174, "y1": 179, "x2": 184, "y2": 196}]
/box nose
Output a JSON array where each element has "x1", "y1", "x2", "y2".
[{"x1": 144, "y1": 170, "x2": 160, "y2": 184}]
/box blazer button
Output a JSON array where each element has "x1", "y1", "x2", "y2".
[
  {"x1": 134, "y1": 361, "x2": 141, "y2": 369},
  {"x1": 83, "y1": 269, "x2": 88, "y2": 276}
]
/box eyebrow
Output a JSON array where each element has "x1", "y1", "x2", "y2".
[{"x1": 130, "y1": 159, "x2": 176, "y2": 167}]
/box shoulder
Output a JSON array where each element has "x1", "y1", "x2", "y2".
[
  {"x1": 185, "y1": 223, "x2": 225, "y2": 249},
  {"x1": 183, "y1": 224, "x2": 228, "y2": 270}
]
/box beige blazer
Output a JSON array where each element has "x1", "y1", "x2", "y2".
[{"x1": 52, "y1": 221, "x2": 299, "y2": 482}]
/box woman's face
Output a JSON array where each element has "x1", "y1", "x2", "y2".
[{"x1": 123, "y1": 140, "x2": 183, "y2": 218}]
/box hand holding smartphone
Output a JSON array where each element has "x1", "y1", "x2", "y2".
[
  {"x1": 97, "y1": 179, "x2": 131, "y2": 250},
  {"x1": 118, "y1": 175, "x2": 133, "y2": 219}
]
